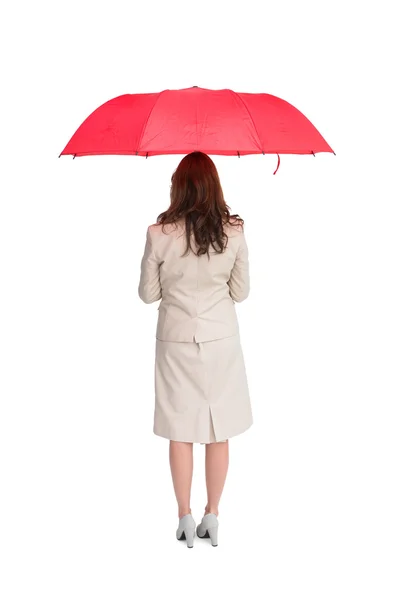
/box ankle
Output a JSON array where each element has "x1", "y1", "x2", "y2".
[
  {"x1": 204, "y1": 506, "x2": 219, "y2": 517},
  {"x1": 179, "y1": 508, "x2": 192, "y2": 519}
]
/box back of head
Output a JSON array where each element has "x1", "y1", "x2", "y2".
[{"x1": 156, "y1": 151, "x2": 244, "y2": 257}]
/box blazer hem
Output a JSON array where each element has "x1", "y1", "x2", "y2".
[{"x1": 155, "y1": 331, "x2": 240, "y2": 343}]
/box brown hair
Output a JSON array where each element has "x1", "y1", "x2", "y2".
[{"x1": 156, "y1": 151, "x2": 244, "y2": 258}]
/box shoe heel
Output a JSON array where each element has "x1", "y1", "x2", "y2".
[
  {"x1": 208, "y1": 526, "x2": 218, "y2": 547},
  {"x1": 184, "y1": 528, "x2": 195, "y2": 548}
]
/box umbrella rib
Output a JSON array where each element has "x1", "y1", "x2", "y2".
[
  {"x1": 230, "y1": 90, "x2": 264, "y2": 152},
  {"x1": 196, "y1": 97, "x2": 199, "y2": 148},
  {"x1": 136, "y1": 90, "x2": 166, "y2": 154}
]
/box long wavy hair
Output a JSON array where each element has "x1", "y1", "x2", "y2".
[{"x1": 156, "y1": 152, "x2": 244, "y2": 258}]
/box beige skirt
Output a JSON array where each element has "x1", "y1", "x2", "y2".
[{"x1": 153, "y1": 334, "x2": 253, "y2": 444}]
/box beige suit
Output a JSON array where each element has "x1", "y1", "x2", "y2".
[
  {"x1": 138, "y1": 219, "x2": 253, "y2": 443},
  {"x1": 138, "y1": 220, "x2": 250, "y2": 340}
]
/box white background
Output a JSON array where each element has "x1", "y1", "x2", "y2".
[{"x1": 1, "y1": 1, "x2": 399, "y2": 598}]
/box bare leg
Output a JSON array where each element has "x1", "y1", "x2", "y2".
[
  {"x1": 204, "y1": 440, "x2": 229, "y2": 516},
  {"x1": 169, "y1": 441, "x2": 194, "y2": 518}
]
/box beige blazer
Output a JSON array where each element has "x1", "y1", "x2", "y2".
[{"x1": 138, "y1": 220, "x2": 249, "y2": 342}]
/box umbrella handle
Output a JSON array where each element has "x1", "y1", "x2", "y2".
[{"x1": 273, "y1": 154, "x2": 280, "y2": 175}]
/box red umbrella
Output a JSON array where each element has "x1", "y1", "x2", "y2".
[{"x1": 59, "y1": 86, "x2": 334, "y2": 173}]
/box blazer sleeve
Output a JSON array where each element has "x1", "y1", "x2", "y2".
[
  {"x1": 228, "y1": 230, "x2": 250, "y2": 302},
  {"x1": 138, "y1": 226, "x2": 162, "y2": 304}
]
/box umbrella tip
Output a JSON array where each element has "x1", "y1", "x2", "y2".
[{"x1": 192, "y1": 85, "x2": 198, "y2": 88}]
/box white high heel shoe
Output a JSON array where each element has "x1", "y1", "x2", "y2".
[
  {"x1": 176, "y1": 513, "x2": 196, "y2": 548},
  {"x1": 196, "y1": 513, "x2": 219, "y2": 546}
]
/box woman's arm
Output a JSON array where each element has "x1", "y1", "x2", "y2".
[
  {"x1": 228, "y1": 231, "x2": 250, "y2": 302},
  {"x1": 138, "y1": 226, "x2": 162, "y2": 303}
]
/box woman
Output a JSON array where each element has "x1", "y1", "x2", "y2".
[{"x1": 138, "y1": 151, "x2": 252, "y2": 548}]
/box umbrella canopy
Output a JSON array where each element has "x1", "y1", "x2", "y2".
[{"x1": 60, "y1": 86, "x2": 334, "y2": 168}]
